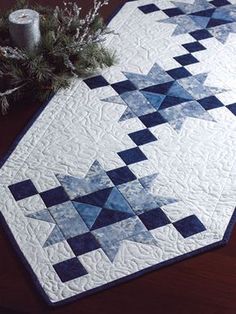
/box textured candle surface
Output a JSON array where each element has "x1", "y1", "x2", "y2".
[{"x1": 9, "y1": 9, "x2": 41, "y2": 51}]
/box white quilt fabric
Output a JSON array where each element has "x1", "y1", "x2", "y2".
[{"x1": 1, "y1": 0, "x2": 236, "y2": 305}]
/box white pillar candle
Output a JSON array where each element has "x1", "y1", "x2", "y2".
[{"x1": 9, "y1": 9, "x2": 41, "y2": 52}]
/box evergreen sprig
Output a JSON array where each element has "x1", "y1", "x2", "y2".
[{"x1": 0, "y1": 0, "x2": 116, "y2": 114}]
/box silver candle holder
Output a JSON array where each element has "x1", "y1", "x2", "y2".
[{"x1": 9, "y1": 9, "x2": 41, "y2": 52}]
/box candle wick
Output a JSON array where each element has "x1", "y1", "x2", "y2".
[{"x1": 19, "y1": 14, "x2": 29, "y2": 19}]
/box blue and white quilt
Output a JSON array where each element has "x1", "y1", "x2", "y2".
[{"x1": 1, "y1": 0, "x2": 236, "y2": 305}]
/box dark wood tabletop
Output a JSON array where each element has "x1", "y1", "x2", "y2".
[{"x1": 0, "y1": 1, "x2": 236, "y2": 313}]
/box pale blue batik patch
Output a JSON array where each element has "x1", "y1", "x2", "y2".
[
  {"x1": 118, "y1": 180, "x2": 177, "y2": 215},
  {"x1": 120, "y1": 91, "x2": 156, "y2": 116},
  {"x1": 159, "y1": 100, "x2": 215, "y2": 131},
  {"x1": 57, "y1": 161, "x2": 114, "y2": 199},
  {"x1": 104, "y1": 187, "x2": 134, "y2": 214},
  {"x1": 167, "y1": 81, "x2": 193, "y2": 101},
  {"x1": 163, "y1": 15, "x2": 202, "y2": 36},
  {"x1": 139, "y1": 173, "x2": 159, "y2": 190},
  {"x1": 177, "y1": 77, "x2": 214, "y2": 99},
  {"x1": 72, "y1": 202, "x2": 102, "y2": 229},
  {"x1": 49, "y1": 201, "x2": 89, "y2": 239},
  {"x1": 92, "y1": 216, "x2": 153, "y2": 261},
  {"x1": 140, "y1": 91, "x2": 165, "y2": 110},
  {"x1": 44, "y1": 226, "x2": 65, "y2": 247},
  {"x1": 123, "y1": 64, "x2": 173, "y2": 89},
  {"x1": 119, "y1": 107, "x2": 137, "y2": 121},
  {"x1": 213, "y1": 6, "x2": 236, "y2": 22},
  {"x1": 172, "y1": 0, "x2": 215, "y2": 14},
  {"x1": 208, "y1": 22, "x2": 236, "y2": 43}
]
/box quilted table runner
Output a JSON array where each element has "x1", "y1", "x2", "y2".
[{"x1": 1, "y1": 0, "x2": 236, "y2": 305}]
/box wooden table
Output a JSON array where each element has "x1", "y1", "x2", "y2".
[{"x1": 0, "y1": 1, "x2": 236, "y2": 313}]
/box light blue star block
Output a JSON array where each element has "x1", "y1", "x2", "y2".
[
  {"x1": 44, "y1": 225, "x2": 65, "y2": 247},
  {"x1": 172, "y1": 0, "x2": 215, "y2": 14},
  {"x1": 27, "y1": 209, "x2": 55, "y2": 223},
  {"x1": 49, "y1": 201, "x2": 89, "y2": 239},
  {"x1": 121, "y1": 91, "x2": 156, "y2": 116},
  {"x1": 92, "y1": 216, "x2": 148, "y2": 261},
  {"x1": 190, "y1": 15, "x2": 210, "y2": 28},
  {"x1": 178, "y1": 76, "x2": 213, "y2": 100},
  {"x1": 57, "y1": 161, "x2": 114, "y2": 199},
  {"x1": 208, "y1": 22, "x2": 236, "y2": 43},
  {"x1": 123, "y1": 64, "x2": 173, "y2": 89},
  {"x1": 213, "y1": 7, "x2": 236, "y2": 23},
  {"x1": 141, "y1": 91, "x2": 165, "y2": 110},
  {"x1": 162, "y1": 15, "x2": 202, "y2": 36},
  {"x1": 104, "y1": 187, "x2": 134, "y2": 214},
  {"x1": 117, "y1": 180, "x2": 157, "y2": 214},
  {"x1": 159, "y1": 100, "x2": 215, "y2": 131},
  {"x1": 167, "y1": 81, "x2": 193, "y2": 101},
  {"x1": 72, "y1": 202, "x2": 102, "y2": 229}
]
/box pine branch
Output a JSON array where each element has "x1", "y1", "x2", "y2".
[{"x1": 0, "y1": 0, "x2": 116, "y2": 114}]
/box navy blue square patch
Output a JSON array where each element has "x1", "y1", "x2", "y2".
[
  {"x1": 139, "y1": 208, "x2": 170, "y2": 230},
  {"x1": 84, "y1": 75, "x2": 109, "y2": 89},
  {"x1": 190, "y1": 29, "x2": 213, "y2": 40},
  {"x1": 129, "y1": 129, "x2": 157, "y2": 146},
  {"x1": 111, "y1": 80, "x2": 137, "y2": 94},
  {"x1": 198, "y1": 96, "x2": 224, "y2": 110},
  {"x1": 139, "y1": 112, "x2": 167, "y2": 128},
  {"x1": 174, "y1": 54, "x2": 199, "y2": 66},
  {"x1": 40, "y1": 186, "x2": 70, "y2": 207},
  {"x1": 167, "y1": 67, "x2": 192, "y2": 80},
  {"x1": 107, "y1": 166, "x2": 136, "y2": 185},
  {"x1": 167, "y1": 67, "x2": 191, "y2": 80},
  {"x1": 163, "y1": 8, "x2": 184, "y2": 17},
  {"x1": 9, "y1": 180, "x2": 38, "y2": 201},
  {"x1": 53, "y1": 258, "x2": 87, "y2": 282},
  {"x1": 118, "y1": 147, "x2": 147, "y2": 165},
  {"x1": 173, "y1": 215, "x2": 206, "y2": 238},
  {"x1": 138, "y1": 4, "x2": 160, "y2": 14},
  {"x1": 68, "y1": 232, "x2": 100, "y2": 256},
  {"x1": 227, "y1": 103, "x2": 236, "y2": 116},
  {"x1": 182, "y1": 42, "x2": 206, "y2": 53},
  {"x1": 210, "y1": 0, "x2": 230, "y2": 7}
]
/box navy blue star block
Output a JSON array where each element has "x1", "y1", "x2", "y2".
[
  {"x1": 129, "y1": 129, "x2": 157, "y2": 146},
  {"x1": 40, "y1": 186, "x2": 69, "y2": 207},
  {"x1": 139, "y1": 208, "x2": 170, "y2": 230},
  {"x1": 227, "y1": 104, "x2": 236, "y2": 116},
  {"x1": 118, "y1": 147, "x2": 147, "y2": 165},
  {"x1": 174, "y1": 54, "x2": 199, "y2": 66},
  {"x1": 191, "y1": 8, "x2": 215, "y2": 18},
  {"x1": 138, "y1": 4, "x2": 160, "y2": 14},
  {"x1": 207, "y1": 18, "x2": 231, "y2": 28},
  {"x1": 53, "y1": 258, "x2": 87, "y2": 282},
  {"x1": 167, "y1": 67, "x2": 191, "y2": 80},
  {"x1": 67, "y1": 233, "x2": 100, "y2": 256},
  {"x1": 198, "y1": 96, "x2": 224, "y2": 110},
  {"x1": 210, "y1": 0, "x2": 231, "y2": 7},
  {"x1": 91, "y1": 209, "x2": 133, "y2": 230},
  {"x1": 9, "y1": 180, "x2": 38, "y2": 201},
  {"x1": 84, "y1": 75, "x2": 109, "y2": 89},
  {"x1": 173, "y1": 215, "x2": 206, "y2": 238},
  {"x1": 74, "y1": 188, "x2": 112, "y2": 207},
  {"x1": 190, "y1": 30, "x2": 213, "y2": 40},
  {"x1": 107, "y1": 166, "x2": 136, "y2": 185},
  {"x1": 182, "y1": 42, "x2": 206, "y2": 53},
  {"x1": 163, "y1": 8, "x2": 184, "y2": 17},
  {"x1": 142, "y1": 81, "x2": 173, "y2": 94},
  {"x1": 139, "y1": 112, "x2": 167, "y2": 128},
  {"x1": 111, "y1": 80, "x2": 137, "y2": 94}
]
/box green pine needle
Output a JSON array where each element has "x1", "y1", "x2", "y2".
[{"x1": 0, "y1": 0, "x2": 116, "y2": 114}]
